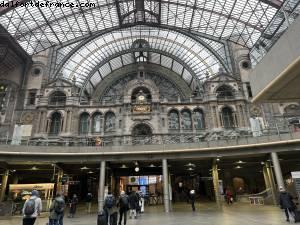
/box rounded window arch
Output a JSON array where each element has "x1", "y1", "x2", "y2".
[
  {"x1": 92, "y1": 112, "x2": 102, "y2": 133},
  {"x1": 79, "y1": 112, "x2": 90, "y2": 134},
  {"x1": 104, "y1": 112, "x2": 116, "y2": 132},
  {"x1": 49, "y1": 112, "x2": 62, "y2": 136},
  {"x1": 49, "y1": 91, "x2": 66, "y2": 105},
  {"x1": 132, "y1": 123, "x2": 152, "y2": 136},
  {"x1": 194, "y1": 109, "x2": 205, "y2": 130},
  {"x1": 221, "y1": 106, "x2": 235, "y2": 129},
  {"x1": 216, "y1": 85, "x2": 234, "y2": 99},
  {"x1": 181, "y1": 109, "x2": 192, "y2": 130},
  {"x1": 168, "y1": 109, "x2": 180, "y2": 130}
]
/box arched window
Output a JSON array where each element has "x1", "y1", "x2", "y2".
[
  {"x1": 222, "y1": 107, "x2": 235, "y2": 129},
  {"x1": 79, "y1": 113, "x2": 89, "y2": 134},
  {"x1": 132, "y1": 39, "x2": 149, "y2": 63},
  {"x1": 194, "y1": 109, "x2": 205, "y2": 130},
  {"x1": 216, "y1": 85, "x2": 234, "y2": 99},
  {"x1": 105, "y1": 112, "x2": 116, "y2": 132},
  {"x1": 181, "y1": 110, "x2": 192, "y2": 130},
  {"x1": 49, "y1": 112, "x2": 62, "y2": 135},
  {"x1": 92, "y1": 112, "x2": 102, "y2": 133},
  {"x1": 49, "y1": 91, "x2": 66, "y2": 105},
  {"x1": 168, "y1": 110, "x2": 180, "y2": 130}
]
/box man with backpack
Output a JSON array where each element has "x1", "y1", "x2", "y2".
[
  {"x1": 22, "y1": 190, "x2": 42, "y2": 225},
  {"x1": 49, "y1": 193, "x2": 65, "y2": 225},
  {"x1": 117, "y1": 191, "x2": 129, "y2": 225},
  {"x1": 104, "y1": 190, "x2": 118, "y2": 225}
]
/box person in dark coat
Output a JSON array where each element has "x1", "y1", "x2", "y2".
[
  {"x1": 128, "y1": 191, "x2": 138, "y2": 219},
  {"x1": 279, "y1": 186, "x2": 295, "y2": 222},
  {"x1": 68, "y1": 194, "x2": 78, "y2": 218},
  {"x1": 118, "y1": 191, "x2": 129, "y2": 225},
  {"x1": 189, "y1": 189, "x2": 196, "y2": 211}
]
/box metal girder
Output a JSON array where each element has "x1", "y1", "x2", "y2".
[
  {"x1": 78, "y1": 47, "x2": 202, "y2": 97},
  {"x1": 52, "y1": 23, "x2": 230, "y2": 80},
  {"x1": 34, "y1": 0, "x2": 62, "y2": 45},
  {"x1": 115, "y1": 0, "x2": 124, "y2": 26},
  {"x1": 259, "y1": 0, "x2": 283, "y2": 9},
  {"x1": 157, "y1": 0, "x2": 265, "y2": 32}
]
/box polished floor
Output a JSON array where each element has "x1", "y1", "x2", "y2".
[{"x1": 0, "y1": 202, "x2": 291, "y2": 225}]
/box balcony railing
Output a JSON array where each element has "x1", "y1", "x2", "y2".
[{"x1": 1, "y1": 126, "x2": 300, "y2": 148}]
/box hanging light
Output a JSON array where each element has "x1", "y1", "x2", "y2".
[
  {"x1": 80, "y1": 166, "x2": 89, "y2": 170},
  {"x1": 135, "y1": 166, "x2": 140, "y2": 172}
]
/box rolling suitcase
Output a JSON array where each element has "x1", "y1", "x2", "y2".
[{"x1": 97, "y1": 210, "x2": 107, "y2": 225}]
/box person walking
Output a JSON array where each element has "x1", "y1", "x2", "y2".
[
  {"x1": 86, "y1": 192, "x2": 93, "y2": 214},
  {"x1": 279, "y1": 186, "x2": 296, "y2": 222},
  {"x1": 118, "y1": 191, "x2": 129, "y2": 225},
  {"x1": 128, "y1": 190, "x2": 138, "y2": 219},
  {"x1": 104, "y1": 190, "x2": 118, "y2": 225},
  {"x1": 225, "y1": 189, "x2": 233, "y2": 205},
  {"x1": 22, "y1": 190, "x2": 42, "y2": 225},
  {"x1": 189, "y1": 189, "x2": 196, "y2": 211},
  {"x1": 49, "y1": 193, "x2": 65, "y2": 225},
  {"x1": 68, "y1": 194, "x2": 78, "y2": 218}
]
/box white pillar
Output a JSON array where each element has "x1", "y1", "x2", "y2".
[
  {"x1": 162, "y1": 159, "x2": 170, "y2": 212},
  {"x1": 98, "y1": 161, "x2": 106, "y2": 212},
  {"x1": 271, "y1": 152, "x2": 285, "y2": 190}
]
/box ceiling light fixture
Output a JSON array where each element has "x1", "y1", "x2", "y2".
[
  {"x1": 185, "y1": 163, "x2": 196, "y2": 167},
  {"x1": 135, "y1": 166, "x2": 140, "y2": 172},
  {"x1": 235, "y1": 166, "x2": 242, "y2": 169},
  {"x1": 80, "y1": 166, "x2": 89, "y2": 170}
]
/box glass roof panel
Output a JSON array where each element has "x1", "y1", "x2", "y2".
[
  {"x1": 58, "y1": 26, "x2": 225, "y2": 87},
  {"x1": 0, "y1": 0, "x2": 291, "y2": 55}
]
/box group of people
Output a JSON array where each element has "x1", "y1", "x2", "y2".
[
  {"x1": 22, "y1": 190, "x2": 80, "y2": 225},
  {"x1": 20, "y1": 186, "x2": 299, "y2": 225},
  {"x1": 100, "y1": 189, "x2": 145, "y2": 225}
]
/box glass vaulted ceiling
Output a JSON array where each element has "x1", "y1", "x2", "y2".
[
  {"x1": 1, "y1": 0, "x2": 284, "y2": 54},
  {"x1": 56, "y1": 26, "x2": 229, "y2": 90},
  {"x1": 0, "y1": 0, "x2": 297, "y2": 91}
]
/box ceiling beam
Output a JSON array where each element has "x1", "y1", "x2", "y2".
[{"x1": 259, "y1": 0, "x2": 283, "y2": 9}]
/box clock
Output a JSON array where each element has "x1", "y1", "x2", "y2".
[{"x1": 138, "y1": 95, "x2": 145, "y2": 101}]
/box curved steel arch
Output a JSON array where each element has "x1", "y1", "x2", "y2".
[
  {"x1": 79, "y1": 47, "x2": 201, "y2": 97},
  {"x1": 53, "y1": 24, "x2": 231, "y2": 79}
]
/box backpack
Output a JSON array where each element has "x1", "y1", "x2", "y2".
[
  {"x1": 24, "y1": 198, "x2": 36, "y2": 216},
  {"x1": 54, "y1": 198, "x2": 65, "y2": 214},
  {"x1": 105, "y1": 196, "x2": 114, "y2": 209},
  {"x1": 120, "y1": 196, "x2": 129, "y2": 208}
]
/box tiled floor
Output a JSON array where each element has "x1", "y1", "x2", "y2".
[{"x1": 0, "y1": 202, "x2": 291, "y2": 225}]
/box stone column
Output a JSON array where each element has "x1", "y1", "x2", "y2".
[
  {"x1": 36, "y1": 111, "x2": 42, "y2": 133},
  {"x1": 212, "y1": 159, "x2": 221, "y2": 208},
  {"x1": 98, "y1": 161, "x2": 106, "y2": 212},
  {"x1": 271, "y1": 152, "x2": 285, "y2": 190},
  {"x1": 62, "y1": 113, "x2": 67, "y2": 133},
  {"x1": 67, "y1": 111, "x2": 73, "y2": 133},
  {"x1": 0, "y1": 170, "x2": 9, "y2": 202},
  {"x1": 162, "y1": 159, "x2": 170, "y2": 212}
]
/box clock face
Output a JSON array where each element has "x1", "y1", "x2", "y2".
[{"x1": 138, "y1": 95, "x2": 145, "y2": 101}]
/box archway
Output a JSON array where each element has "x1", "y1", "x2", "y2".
[{"x1": 132, "y1": 123, "x2": 153, "y2": 145}]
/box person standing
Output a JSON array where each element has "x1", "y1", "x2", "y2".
[
  {"x1": 86, "y1": 192, "x2": 93, "y2": 214},
  {"x1": 104, "y1": 190, "x2": 118, "y2": 225},
  {"x1": 49, "y1": 193, "x2": 65, "y2": 225},
  {"x1": 128, "y1": 190, "x2": 138, "y2": 219},
  {"x1": 118, "y1": 191, "x2": 129, "y2": 225},
  {"x1": 225, "y1": 189, "x2": 233, "y2": 205},
  {"x1": 68, "y1": 194, "x2": 78, "y2": 218},
  {"x1": 189, "y1": 189, "x2": 196, "y2": 211},
  {"x1": 279, "y1": 186, "x2": 296, "y2": 222},
  {"x1": 22, "y1": 190, "x2": 42, "y2": 225}
]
